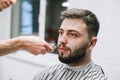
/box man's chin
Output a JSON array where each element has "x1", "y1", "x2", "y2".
[
  {"x1": 59, "y1": 51, "x2": 70, "y2": 57},
  {"x1": 58, "y1": 55, "x2": 73, "y2": 64}
]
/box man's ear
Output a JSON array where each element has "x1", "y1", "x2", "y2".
[{"x1": 88, "y1": 37, "x2": 97, "y2": 50}]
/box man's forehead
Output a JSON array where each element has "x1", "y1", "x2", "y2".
[{"x1": 59, "y1": 18, "x2": 87, "y2": 33}]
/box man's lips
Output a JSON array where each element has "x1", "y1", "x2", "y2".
[{"x1": 58, "y1": 47, "x2": 69, "y2": 53}]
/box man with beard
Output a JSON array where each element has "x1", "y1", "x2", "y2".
[{"x1": 33, "y1": 8, "x2": 107, "y2": 80}]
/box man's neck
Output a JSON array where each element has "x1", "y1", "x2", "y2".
[{"x1": 68, "y1": 55, "x2": 91, "y2": 66}]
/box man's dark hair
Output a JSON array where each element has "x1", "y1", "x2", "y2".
[{"x1": 60, "y1": 8, "x2": 99, "y2": 38}]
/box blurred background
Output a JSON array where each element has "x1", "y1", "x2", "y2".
[{"x1": 0, "y1": 0, "x2": 120, "y2": 80}]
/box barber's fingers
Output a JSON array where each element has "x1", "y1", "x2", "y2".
[
  {"x1": 0, "y1": 5, "x2": 4, "y2": 11},
  {"x1": 10, "y1": 0, "x2": 16, "y2": 4},
  {"x1": 2, "y1": 0, "x2": 10, "y2": 8},
  {"x1": 4, "y1": 0, "x2": 16, "y2": 6},
  {"x1": 0, "y1": 0, "x2": 6, "y2": 11},
  {"x1": 27, "y1": 46, "x2": 52, "y2": 55},
  {"x1": 27, "y1": 46, "x2": 47, "y2": 55},
  {"x1": 44, "y1": 42, "x2": 54, "y2": 52},
  {"x1": 25, "y1": 42, "x2": 54, "y2": 55},
  {"x1": 0, "y1": 0, "x2": 16, "y2": 11}
]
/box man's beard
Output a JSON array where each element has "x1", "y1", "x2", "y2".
[{"x1": 58, "y1": 42, "x2": 89, "y2": 64}]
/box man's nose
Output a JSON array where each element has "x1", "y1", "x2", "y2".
[{"x1": 58, "y1": 34, "x2": 68, "y2": 45}]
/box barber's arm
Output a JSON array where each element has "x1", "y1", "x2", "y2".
[
  {"x1": 0, "y1": 36, "x2": 53, "y2": 56},
  {"x1": 0, "y1": 0, "x2": 16, "y2": 11}
]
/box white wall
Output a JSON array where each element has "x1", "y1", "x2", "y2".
[
  {"x1": 0, "y1": 8, "x2": 11, "y2": 40},
  {"x1": 69, "y1": 0, "x2": 120, "y2": 80}
]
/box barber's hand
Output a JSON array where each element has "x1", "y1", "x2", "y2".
[
  {"x1": 0, "y1": 0, "x2": 16, "y2": 11},
  {"x1": 14, "y1": 36, "x2": 53, "y2": 55}
]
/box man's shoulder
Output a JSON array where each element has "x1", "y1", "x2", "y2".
[
  {"x1": 93, "y1": 64, "x2": 105, "y2": 74},
  {"x1": 89, "y1": 64, "x2": 107, "y2": 80}
]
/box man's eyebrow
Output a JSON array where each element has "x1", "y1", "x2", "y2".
[
  {"x1": 59, "y1": 28, "x2": 82, "y2": 34},
  {"x1": 68, "y1": 30, "x2": 82, "y2": 34}
]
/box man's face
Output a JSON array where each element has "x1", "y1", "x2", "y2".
[{"x1": 58, "y1": 18, "x2": 90, "y2": 64}]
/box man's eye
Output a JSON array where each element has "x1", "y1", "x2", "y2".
[
  {"x1": 59, "y1": 31, "x2": 63, "y2": 35},
  {"x1": 69, "y1": 33, "x2": 78, "y2": 37}
]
